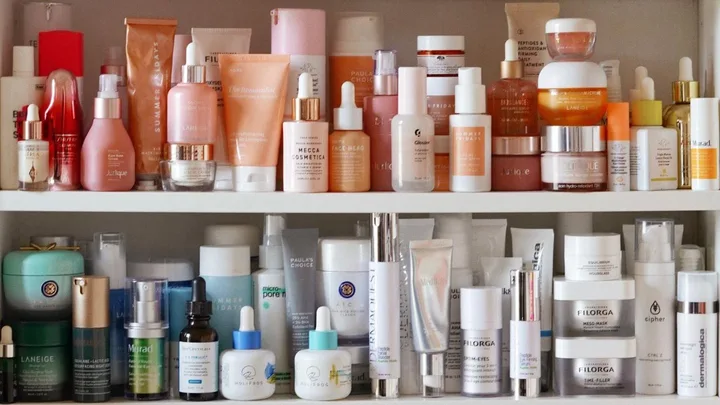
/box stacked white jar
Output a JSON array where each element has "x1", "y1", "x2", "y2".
[{"x1": 553, "y1": 232, "x2": 636, "y2": 396}]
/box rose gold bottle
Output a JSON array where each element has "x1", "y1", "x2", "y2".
[
  {"x1": 363, "y1": 50, "x2": 397, "y2": 191},
  {"x1": 330, "y1": 81, "x2": 370, "y2": 192}
]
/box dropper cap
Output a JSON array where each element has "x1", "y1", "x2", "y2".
[
  {"x1": 398, "y1": 67, "x2": 427, "y2": 115},
  {"x1": 309, "y1": 306, "x2": 338, "y2": 350},
  {"x1": 22, "y1": 104, "x2": 43, "y2": 141},
  {"x1": 672, "y1": 57, "x2": 699, "y2": 103},
  {"x1": 631, "y1": 77, "x2": 663, "y2": 126},
  {"x1": 186, "y1": 277, "x2": 212, "y2": 317},
  {"x1": 373, "y1": 49, "x2": 398, "y2": 95},
  {"x1": 0, "y1": 326, "x2": 13, "y2": 359},
  {"x1": 629, "y1": 66, "x2": 648, "y2": 104},
  {"x1": 334, "y1": 82, "x2": 363, "y2": 130},
  {"x1": 500, "y1": 39, "x2": 523, "y2": 79},
  {"x1": 233, "y1": 306, "x2": 261, "y2": 349},
  {"x1": 292, "y1": 72, "x2": 321, "y2": 121},
  {"x1": 182, "y1": 42, "x2": 206, "y2": 84},
  {"x1": 455, "y1": 67, "x2": 486, "y2": 114}
]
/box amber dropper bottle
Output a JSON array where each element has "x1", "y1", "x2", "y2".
[{"x1": 178, "y1": 277, "x2": 218, "y2": 401}]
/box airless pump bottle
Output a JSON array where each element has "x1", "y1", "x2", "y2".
[{"x1": 510, "y1": 269, "x2": 540, "y2": 399}]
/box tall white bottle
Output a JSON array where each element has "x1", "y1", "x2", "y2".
[
  {"x1": 0, "y1": 46, "x2": 45, "y2": 189},
  {"x1": 391, "y1": 67, "x2": 435, "y2": 192},
  {"x1": 677, "y1": 271, "x2": 718, "y2": 397},
  {"x1": 449, "y1": 67, "x2": 492, "y2": 192},
  {"x1": 252, "y1": 213, "x2": 290, "y2": 394},
  {"x1": 634, "y1": 218, "x2": 676, "y2": 395}
]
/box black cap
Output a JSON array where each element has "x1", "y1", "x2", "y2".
[{"x1": 186, "y1": 277, "x2": 212, "y2": 317}]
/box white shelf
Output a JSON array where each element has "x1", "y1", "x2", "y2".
[{"x1": 0, "y1": 190, "x2": 716, "y2": 214}]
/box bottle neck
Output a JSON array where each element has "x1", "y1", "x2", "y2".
[{"x1": 187, "y1": 316, "x2": 211, "y2": 328}]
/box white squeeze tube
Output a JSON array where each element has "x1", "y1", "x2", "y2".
[{"x1": 369, "y1": 213, "x2": 401, "y2": 398}]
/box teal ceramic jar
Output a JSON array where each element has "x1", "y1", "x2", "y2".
[
  {"x1": 3, "y1": 250, "x2": 84, "y2": 321},
  {"x1": 15, "y1": 321, "x2": 71, "y2": 402}
]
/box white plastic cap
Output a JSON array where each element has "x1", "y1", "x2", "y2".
[
  {"x1": 545, "y1": 18, "x2": 597, "y2": 33},
  {"x1": 505, "y1": 39, "x2": 519, "y2": 61},
  {"x1": 564, "y1": 233, "x2": 621, "y2": 256},
  {"x1": 205, "y1": 224, "x2": 261, "y2": 256},
  {"x1": 641, "y1": 77, "x2": 655, "y2": 101},
  {"x1": 690, "y1": 98, "x2": 720, "y2": 147},
  {"x1": 12, "y1": 46, "x2": 34, "y2": 77},
  {"x1": 434, "y1": 135, "x2": 450, "y2": 154},
  {"x1": 332, "y1": 12, "x2": 383, "y2": 55},
  {"x1": 417, "y1": 35, "x2": 465, "y2": 51},
  {"x1": 455, "y1": 67, "x2": 486, "y2": 114},
  {"x1": 316, "y1": 306, "x2": 332, "y2": 331},
  {"x1": 333, "y1": 81, "x2": 363, "y2": 130},
  {"x1": 240, "y1": 306, "x2": 256, "y2": 331},
  {"x1": 554, "y1": 277, "x2": 635, "y2": 301},
  {"x1": 185, "y1": 42, "x2": 200, "y2": 66},
  {"x1": 319, "y1": 237, "x2": 371, "y2": 272},
  {"x1": 629, "y1": 66, "x2": 648, "y2": 103},
  {"x1": 677, "y1": 271, "x2": 718, "y2": 302},
  {"x1": 234, "y1": 166, "x2": 276, "y2": 192},
  {"x1": 127, "y1": 259, "x2": 194, "y2": 282},
  {"x1": 199, "y1": 245, "x2": 251, "y2": 277},
  {"x1": 298, "y1": 72, "x2": 312, "y2": 99},
  {"x1": 461, "y1": 287, "x2": 502, "y2": 330},
  {"x1": 97, "y1": 74, "x2": 119, "y2": 99},
  {"x1": 104, "y1": 46, "x2": 124, "y2": 66},
  {"x1": 537, "y1": 61, "x2": 607, "y2": 89},
  {"x1": 398, "y1": 67, "x2": 427, "y2": 115},
  {"x1": 679, "y1": 57, "x2": 694, "y2": 82},
  {"x1": 600, "y1": 60, "x2": 621, "y2": 103},
  {"x1": 27, "y1": 104, "x2": 40, "y2": 121}
]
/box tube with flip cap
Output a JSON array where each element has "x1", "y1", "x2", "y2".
[{"x1": 510, "y1": 269, "x2": 540, "y2": 398}]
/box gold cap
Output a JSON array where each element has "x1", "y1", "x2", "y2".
[
  {"x1": 501, "y1": 60, "x2": 523, "y2": 80},
  {"x1": 164, "y1": 144, "x2": 214, "y2": 161},
  {"x1": 0, "y1": 326, "x2": 13, "y2": 358},
  {"x1": 672, "y1": 81, "x2": 699, "y2": 103},
  {"x1": 73, "y1": 276, "x2": 110, "y2": 328}
]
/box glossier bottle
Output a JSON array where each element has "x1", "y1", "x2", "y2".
[
  {"x1": 283, "y1": 72, "x2": 329, "y2": 193},
  {"x1": 41, "y1": 69, "x2": 83, "y2": 190},
  {"x1": 391, "y1": 67, "x2": 435, "y2": 192},
  {"x1": 363, "y1": 50, "x2": 398, "y2": 191},
  {"x1": 81, "y1": 74, "x2": 135, "y2": 191}
]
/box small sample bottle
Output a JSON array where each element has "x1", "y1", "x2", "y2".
[
  {"x1": 461, "y1": 287, "x2": 502, "y2": 397},
  {"x1": 294, "y1": 307, "x2": 352, "y2": 401},
  {"x1": 630, "y1": 77, "x2": 679, "y2": 191},
  {"x1": 0, "y1": 46, "x2": 44, "y2": 190},
  {"x1": 391, "y1": 67, "x2": 435, "y2": 192},
  {"x1": 329, "y1": 81, "x2": 370, "y2": 192},
  {"x1": 100, "y1": 46, "x2": 128, "y2": 129},
  {"x1": 219, "y1": 306, "x2": 276, "y2": 400},
  {"x1": 363, "y1": 50, "x2": 398, "y2": 191},
  {"x1": 72, "y1": 276, "x2": 111, "y2": 402},
  {"x1": 689, "y1": 97, "x2": 719, "y2": 190},
  {"x1": 283, "y1": 72, "x2": 329, "y2": 192},
  {"x1": 449, "y1": 67, "x2": 492, "y2": 192},
  {"x1": 81, "y1": 74, "x2": 135, "y2": 191},
  {"x1": 17, "y1": 104, "x2": 49, "y2": 191},
  {"x1": 663, "y1": 57, "x2": 699, "y2": 190},
  {"x1": 0, "y1": 326, "x2": 15, "y2": 404},
  {"x1": 125, "y1": 278, "x2": 169, "y2": 400},
  {"x1": 510, "y1": 270, "x2": 540, "y2": 399},
  {"x1": 676, "y1": 271, "x2": 718, "y2": 397},
  {"x1": 178, "y1": 277, "x2": 219, "y2": 401}
]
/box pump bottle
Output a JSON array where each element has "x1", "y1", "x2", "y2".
[
  {"x1": 294, "y1": 306, "x2": 352, "y2": 400},
  {"x1": 100, "y1": 46, "x2": 128, "y2": 129},
  {"x1": 391, "y1": 67, "x2": 435, "y2": 192},
  {"x1": 449, "y1": 67, "x2": 491, "y2": 192},
  {"x1": 283, "y1": 72, "x2": 329, "y2": 192},
  {"x1": 329, "y1": 81, "x2": 370, "y2": 192},
  {"x1": 630, "y1": 77, "x2": 678, "y2": 191},
  {"x1": 81, "y1": 74, "x2": 135, "y2": 191},
  {"x1": 663, "y1": 57, "x2": 699, "y2": 189},
  {"x1": 219, "y1": 306, "x2": 276, "y2": 400}
]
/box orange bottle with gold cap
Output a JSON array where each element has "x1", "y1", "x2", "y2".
[{"x1": 329, "y1": 81, "x2": 370, "y2": 192}]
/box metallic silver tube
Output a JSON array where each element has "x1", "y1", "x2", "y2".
[{"x1": 510, "y1": 269, "x2": 541, "y2": 399}]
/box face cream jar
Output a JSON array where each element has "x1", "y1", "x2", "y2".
[
  {"x1": 546, "y1": 18, "x2": 597, "y2": 61},
  {"x1": 542, "y1": 125, "x2": 607, "y2": 191},
  {"x1": 14, "y1": 320, "x2": 71, "y2": 402},
  {"x1": 553, "y1": 277, "x2": 635, "y2": 338},
  {"x1": 554, "y1": 337, "x2": 636, "y2": 396},
  {"x1": 317, "y1": 237, "x2": 371, "y2": 343},
  {"x1": 491, "y1": 136, "x2": 542, "y2": 191},
  {"x1": 160, "y1": 144, "x2": 216, "y2": 191},
  {"x1": 565, "y1": 233, "x2": 621, "y2": 280},
  {"x1": 538, "y1": 61, "x2": 608, "y2": 126}
]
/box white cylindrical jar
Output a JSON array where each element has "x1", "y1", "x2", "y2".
[
  {"x1": 461, "y1": 287, "x2": 503, "y2": 397},
  {"x1": 317, "y1": 237, "x2": 371, "y2": 343},
  {"x1": 677, "y1": 271, "x2": 718, "y2": 397},
  {"x1": 564, "y1": 233, "x2": 621, "y2": 281},
  {"x1": 417, "y1": 36, "x2": 465, "y2": 77}
]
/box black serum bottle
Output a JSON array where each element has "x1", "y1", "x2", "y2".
[
  {"x1": 178, "y1": 277, "x2": 219, "y2": 401},
  {"x1": 0, "y1": 326, "x2": 15, "y2": 404}
]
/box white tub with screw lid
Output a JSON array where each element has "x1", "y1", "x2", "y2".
[{"x1": 564, "y1": 233, "x2": 621, "y2": 280}]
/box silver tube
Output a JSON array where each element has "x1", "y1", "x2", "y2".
[
  {"x1": 369, "y1": 213, "x2": 400, "y2": 398},
  {"x1": 510, "y1": 269, "x2": 541, "y2": 399}
]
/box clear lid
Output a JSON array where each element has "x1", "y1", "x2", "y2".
[
  {"x1": 545, "y1": 18, "x2": 597, "y2": 34},
  {"x1": 90, "y1": 232, "x2": 126, "y2": 289},
  {"x1": 677, "y1": 271, "x2": 718, "y2": 302},
  {"x1": 97, "y1": 74, "x2": 119, "y2": 99},
  {"x1": 124, "y1": 278, "x2": 168, "y2": 329},
  {"x1": 635, "y1": 219, "x2": 675, "y2": 263}
]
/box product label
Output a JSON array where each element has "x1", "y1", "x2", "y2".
[
  {"x1": 566, "y1": 255, "x2": 620, "y2": 279},
  {"x1": 168, "y1": 160, "x2": 214, "y2": 185},
  {"x1": 514, "y1": 39, "x2": 549, "y2": 81},
  {"x1": 649, "y1": 134, "x2": 679, "y2": 185},
  {"x1": 286, "y1": 55, "x2": 326, "y2": 118},
  {"x1": 417, "y1": 55, "x2": 464, "y2": 77},
  {"x1": 572, "y1": 359, "x2": 627, "y2": 390},
  {"x1": 677, "y1": 314, "x2": 717, "y2": 394},
  {"x1": 691, "y1": 147, "x2": 718, "y2": 180},
  {"x1": 18, "y1": 346, "x2": 68, "y2": 402},
  {"x1": 445, "y1": 288, "x2": 463, "y2": 392},
  {"x1": 17, "y1": 141, "x2": 49, "y2": 184},
  {"x1": 294, "y1": 358, "x2": 351, "y2": 390},
  {"x1": 608, "y1": 140, "x2": 630, "y2": 190},
  {"x1": 105, "y1": 148, "x2": 131, "y2": 182},
  {"x1": 540, "y1": 154, "x2": 606, "y2": 191},
  {"x1": 318, "y1": 272, "x2": 368, "y2": 339},
  {"x1": 462, "y1": 329, "x2": 502, "y2": 395},
  {"x1": 73, "y1": 328, "x2": 111, "y2": 398},
  {"x1": 539, "y1": 89, "x2": 604, "y2": 116},
  {"x1": 55, "y1": 133, "x2": 80, "y2": 165},
  {"x1": 329, "y1": 135, "x2": 370, "y2": 190},
  {"x1": 490, "y1": 97, "x2": 536, "y2": 135},
  {"x1": 178, "y1": 341, "x2": 219, "y2": 394},
  {"x1": 434, "y1": 153, "x2": 450, "y2": 191},
  {"x1": 451, "y1": 126, "x2": 486, "y2": 176},
  {"x1": 509, "y1": 320, "x2": 540, "y2": 379},
  {"x1": 367, "y1": 109, "x2": 394, "y2": 190},
  {"x1": 286, "y1": 125, "x2": 329, "y2": 190},
  {"x1": 427, "y1": 96, "x2": 454, "y2": 135},
  {"x1": 253, "y1": 277, "x2": 291, "y2": 391},
  {"x1": 174, "y1": 99, "x2": 214, "y2": 144},
  {"x1": 369, "y1": 261, "x2": 401, "y2": 379},
  {"x1": 203, "y1": 275, "x2": 252, "y2": 353},
  {"x1": 127, "y1": 337, "x2": 168, "y2": 395},
  {"x1": 329, "y1": 56, "x2": 374, "y2": 112},
  {"x1": 560, "y1": 300, "x2": 630, "y2": 335},
  {"x1": 399, "y1": 125, "x2": 434, "y2": 183},
  {"x1": 220, "y1": 355, "x2": 276, "y2": 392}
]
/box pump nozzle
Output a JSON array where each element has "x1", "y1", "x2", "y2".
[
  {"x1": 373, "y1": 50, "x2": 398, "y2": 95},
  {"x1": 679, "y1": 57, "x2": 693, "y2": 81},
  {"x1": 260, "y1": 213, "x2": 286, "y2": 269},
  {"x1": 97, "y1": 74, "x2": 119, "y2": 99}
]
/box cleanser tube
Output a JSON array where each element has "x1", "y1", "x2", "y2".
[{"x1": 369, "y1": 213, "x2": 401, "y2": 398}]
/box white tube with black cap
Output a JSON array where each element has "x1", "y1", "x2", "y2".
[{"x1": 510, "y1": 269, "x2": 540, "y2": 399}]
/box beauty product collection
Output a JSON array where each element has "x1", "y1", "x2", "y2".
[{"x1": 4, "y1": 3, "x2": 718, "y2": 193}]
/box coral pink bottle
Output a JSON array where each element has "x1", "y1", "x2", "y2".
[
  {"x1": 363, "y1": 50, "x2": 398, "y2": 191},
  {"x1": 81, "y1": 74, "x2": 135, "y2": 191}
]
